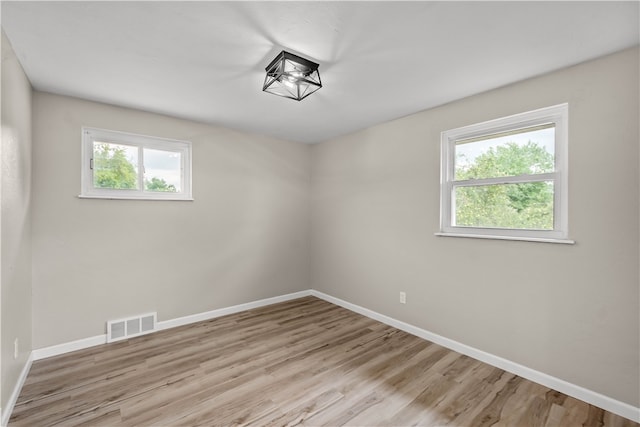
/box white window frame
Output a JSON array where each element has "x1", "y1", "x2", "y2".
[
  {"x1": 80, "y1": 127, "x2": 193, "y2": 201},
  {"x1": 438, "y1": 104, "x2": 573, "y2": 244}
]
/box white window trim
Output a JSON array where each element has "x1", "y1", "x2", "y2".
[
  {"x1": 438, "y1": 104, "x2": 573, "y2": 244},
  {"x1": 80, "y1": 127, "x2": 193, "y2": 201}
]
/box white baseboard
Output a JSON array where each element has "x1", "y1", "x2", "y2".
[
  {"x1": 157, "y1": 290, "x2": 311, "y2": 331},
  {"x1": 32, "y1": 290, "x2": 312, "y2": 361},
  {"x1": 1, "y1": 352, "x2": 34, "y2": 427},
  {"x1": 310, "y1": 290, "x2": 640, "y2": 423},
  {"x1": 32, "y1": 334, "x2": 107, "y2": 360},
  {"x1": 22, "y1": 289, "x2": 639, "y2": 423}
]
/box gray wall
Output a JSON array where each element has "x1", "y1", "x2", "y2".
[
  {"x1": 1, "y1": 31, "x2": 33, "y2": 413},
  {"x1": 311, "y1": 47, "x2": 640, "y2": 407},
  {"x1": 31, "y1": 92, "x2": 310, "y2": 348}
]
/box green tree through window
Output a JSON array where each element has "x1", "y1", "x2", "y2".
[
  {"x1": 455, "y1": 142, "x2": 554, "y2": 230},
  {"x1": 145, "y1": 177, "x2": 177, "y2": 192},
  {"x1": 93, "y1": 143, "x2": 137, "y2": 189},
  {"x1": 83, "y1": 128, "x2": 192, "y2": 200}
]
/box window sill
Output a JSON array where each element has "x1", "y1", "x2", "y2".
[
  {"x1": 435, "y1": 232, "x2": 575, "y2": 245},
  {"x1": 78, "y1": 194, "x2": 194, "y2": 201}
]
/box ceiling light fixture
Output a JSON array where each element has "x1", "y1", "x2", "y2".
[{"x1": 263, "y1": 50, "x2": 322, "y2": 101}]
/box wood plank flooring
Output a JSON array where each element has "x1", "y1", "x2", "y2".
[{"x1": 9, "y1": 297, "x2": 638, "y2": 426}]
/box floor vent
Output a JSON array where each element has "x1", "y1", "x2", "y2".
[{"x1": 107, "y1": 312, "x2": 157, "y2": 343}]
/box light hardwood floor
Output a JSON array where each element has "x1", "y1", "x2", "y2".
[{"x1": 9, "y1": 297, "x2": 638, "y2": 426}]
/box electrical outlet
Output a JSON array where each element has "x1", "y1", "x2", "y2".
[
  {"x1": 399, "y1": 292, "x2": 406, "y2": 304},
  {"x1": 14, "y1": 338, "x2": 19, "y2": 359}
]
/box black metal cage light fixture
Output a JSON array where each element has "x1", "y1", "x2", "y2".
[{"x1": 263, "y1": 50, "x2": 322, "y2": 101}]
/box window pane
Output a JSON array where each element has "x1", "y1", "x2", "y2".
[
  {"x1": 144, "y1": 148, "x2": 181, "y2": 193},
  {"x1": 93, "y1": 142, "x2": 139, "y2": 189},
  {"x1": 455, "y1": 125, "x2": 555, "y2": 180},
  {"x1": 454, "y1": 181, "x2": 554, "y2": 230}
]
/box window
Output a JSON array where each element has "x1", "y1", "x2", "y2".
[
  {"x1": 439, "y1": 104, "x2": 572, "y2": 243},
  {"x1": 80, "y1": 127, "x2": 192, "y2": 200}
]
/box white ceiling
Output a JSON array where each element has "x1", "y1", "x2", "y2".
[{"x1": 2, "y1": 1, "x2": 639, "y2": 144}]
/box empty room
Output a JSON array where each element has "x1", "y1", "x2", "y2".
[{"x1": 1, "y1": 1, "x2": 639, "y2": 426}]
